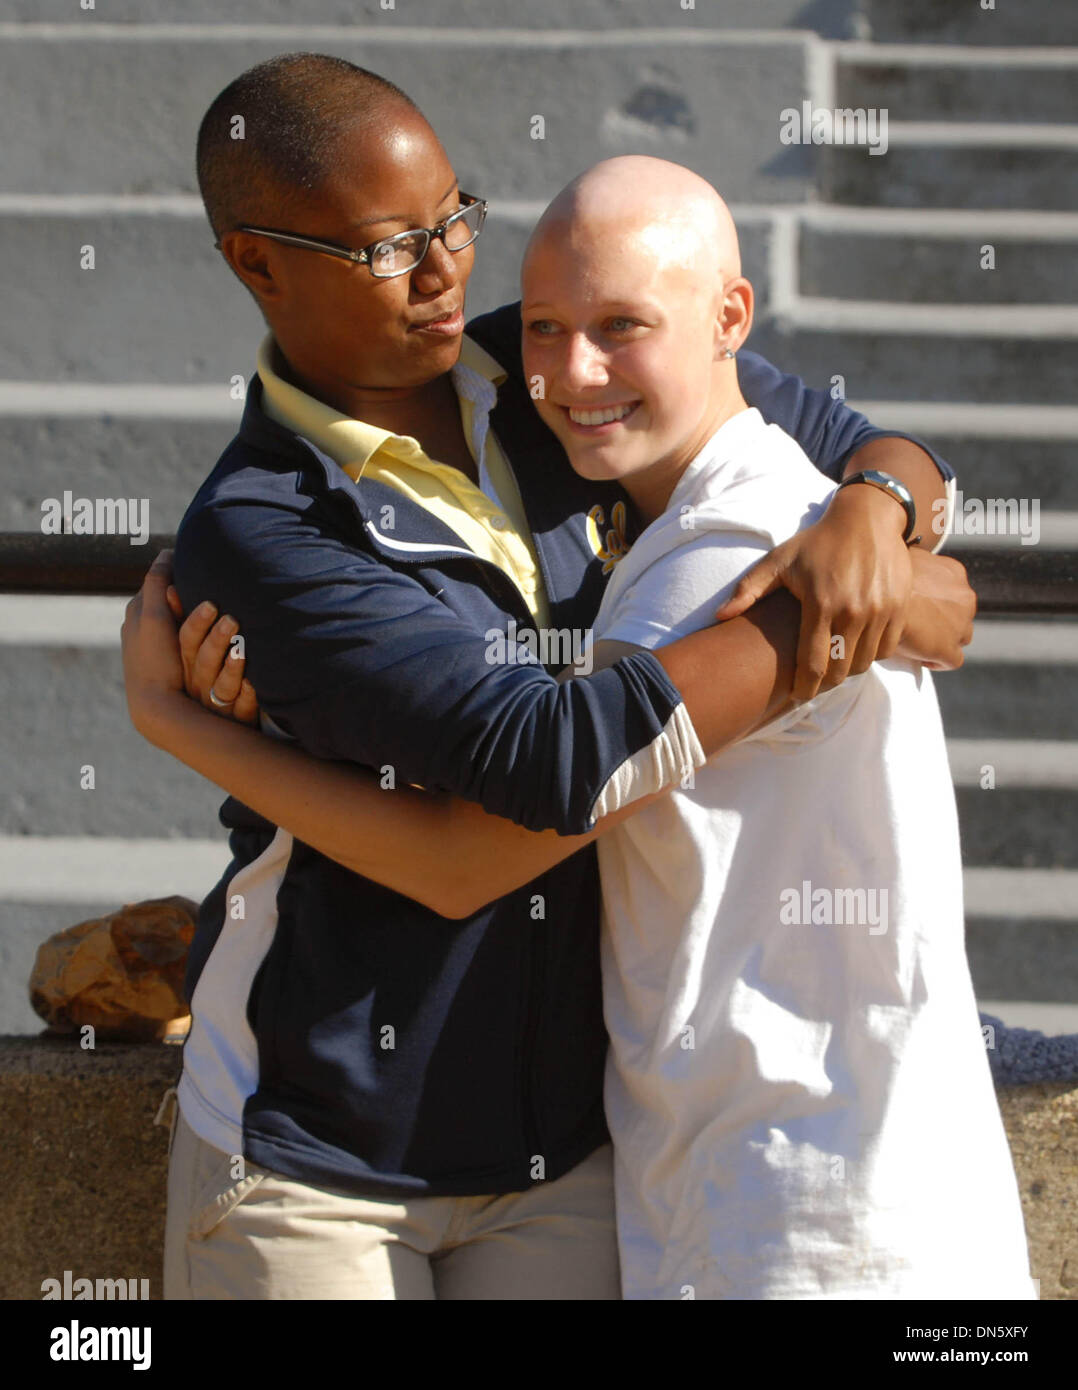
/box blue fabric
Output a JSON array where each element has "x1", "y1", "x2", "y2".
[{"x1": 981, "y1": 1014, "x2": 1078, "y2": 1086}]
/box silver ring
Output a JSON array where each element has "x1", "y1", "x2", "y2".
[{"x1": 208, "y1": 686, "x2": 235, "y2": 709}]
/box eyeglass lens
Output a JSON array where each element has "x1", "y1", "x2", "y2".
[{"x1": 370, "y1": 201, "x2": 484, "y2": 277}]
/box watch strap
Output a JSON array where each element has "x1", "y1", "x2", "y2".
[{"x1": 836, "y1": 469, "x2": 918, "y2": 544}]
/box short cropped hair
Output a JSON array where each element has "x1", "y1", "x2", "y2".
[{"x1": 196, "y1": 52, "x2": 421, "y2": 241}]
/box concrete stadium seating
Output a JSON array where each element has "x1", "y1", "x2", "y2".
[{"x1": 1, "y1": 0, "x2": 1075, "y2": 1042}]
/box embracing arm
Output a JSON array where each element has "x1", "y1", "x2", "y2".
[
  {"x1": 733, "y1": 349, "x2": 958, "y2": 696},
  {"x1": 170, "y1": 501, "x2": 696, "y2": 837},
  {"x1": 736, "y1": 346, "x2": 953, "y2": 526},
  {"x1": 129, "y1": 531, "x2": 969, "y2": 920},
  {"x1": 129, "y1": 543, "x2": 969, "y2": 921},
  {"x1": 169, "y1": 494, "x2": 835, "y2": 837},
  {"x1": 124, "y1": 554, "x2": 802, "y2": 917}
]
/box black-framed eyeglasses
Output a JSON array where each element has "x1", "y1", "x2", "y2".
[{"x1": 221, "y1": 193, "x2": 487, "y2": 279}]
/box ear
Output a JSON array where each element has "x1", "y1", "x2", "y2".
[
  {"x1": 715, "y1": 276, "x2": 754, "y2": 357},
  {"x1": 218, "y1": 230, "x2": 285, "y2": 309}
]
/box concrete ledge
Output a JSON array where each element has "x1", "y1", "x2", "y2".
[
  {"x1": 0, "y1": 1035, "x2": 181, "y2": 1301},
  {"x1": 997, "y1": 1083, "x2": 1078, "y2": 1300},
  {"x1": 0, "y1": 1035, "x2": 1074, "y2": 1300}
]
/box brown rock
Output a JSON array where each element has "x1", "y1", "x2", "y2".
[{"x1": 29, "y1": 896, "x2": 197, "y2": 1042}]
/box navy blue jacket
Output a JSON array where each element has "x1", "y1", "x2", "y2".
[{"x1": 172, "y1": 301, "x2": 952, "y2": 1197}]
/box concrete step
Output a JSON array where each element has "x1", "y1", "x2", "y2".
[
  {"x1": 949, "y1": 737, "x2": 1078, "y2": 790},
  {"x1": 965, "y1": 870, "x2": 1078, "y2": 1013},
  {"x1": 1, "y1": 388, "x2": 1073, "y2": 526},
  {"x1": 749, "y1": 319, "x2": 1077, "y2": 405},
  {"x1": 936, "y1": 662, "x2": 1078, "y2": 741},
  {"x1": 0, "y1": 197, "x2": 773, "y2": 382},
  {"x1": 2, "y1": 606, "x2": 1077, "y2": 835},
  {"x1": 956, "y1": 787, "x2": 1078, "y2": 869},
  {"x1": 0, "y1": 408, "x2": 238, "y2": 536},
  {"x1": 3, "y1": 845, "x2": 1071, "y2": 925},
  {"x1": 962, "y1": 621, "x2": 1078, "y2": 666},
  {"x1": 944, "y1": 516, "x2": 1078, "y2": 550},
  {"x1": 4, "y1": 398, "x2": 1073, "y2": 539},
  {"x1": 860, "y1": 0, "x2": 1078, "y2": 48},
  {"x1": 822, "y1": 127, "x2": 1078, "y2": 210},
  {"x1": 0, "y1": 848, "x2": 1070, "y2": 1030},
  {"x1": 967, "y1": 919, "x2": 1078, "y2": 1004},
  {"x1": 798, "y1": 213, "x2": 1078, "y2": 305},
  {"x1": 978, "y1": 1000, "x2": 1078, "y2": 1034},
  {"x1": 1, "y1": 836, "x2": 1071, "y2": 925},
  {"x1": 966, "y1": 868, "x2": 1078, "y2": 922},
  {"x1": 848, "y1": 404, "x2": 1078, "y2": 511},
  {"x1": 0, "y1": 203, "x2": 533, "y2": 383},
  {"x1": 0, "y1": 646, "x2": 225, "y2": 838},
  {"x1": 0, "y1": 30, "x2": 812, "y2": 203},
  {"x1": 0, "y1": 204, "x2": 264, "y2": 387},
  {"x1": 923, "y1": 439, "x2": 1078, "y2": 515},
  {"x1": 0, "y1": 835, "x2": 228, "y2": 903},
  {"x1": 835, "y1": 45, "x2": 1078, "y2": 125},
  {"x1": 950, "y1": 714, "x2": 1078, "y2": 873},
  {"x1": 2, "y1": 3, "x2": 857, "y2": 32}
]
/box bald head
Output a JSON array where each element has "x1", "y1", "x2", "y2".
[
  {"x1": 520, "y1": 157, "x2": 753, "y2": 510},
  {"x1": 196, "y1": 53, "x2": 422, "y2": 242},
  {"x1": 524, "y1": 156, "x2": 741, "y2": 293}
]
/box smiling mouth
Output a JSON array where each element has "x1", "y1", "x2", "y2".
[{"x1": 564, "y1": 402, "x2": 640, "y2": 429}]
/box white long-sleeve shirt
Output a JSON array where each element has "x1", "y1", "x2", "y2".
[{"x1": 594, "y1": 407, "x2": 1034, "y2": 1300}]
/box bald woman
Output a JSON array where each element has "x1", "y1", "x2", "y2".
[{"x1": 516, "y1": 157, "x2": 1033, "y2": 1300}]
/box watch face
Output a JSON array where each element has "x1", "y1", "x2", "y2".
[{"x1": 844, "y1": 471, "x2": 916, "y2": 541}]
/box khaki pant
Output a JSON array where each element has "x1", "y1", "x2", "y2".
[{"x1": 163, "y1": 1106, "x2": 620, "y2": 1299}]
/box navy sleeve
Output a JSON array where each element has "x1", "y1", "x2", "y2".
[
  {"x1": 173, "y1": 497, "x2": 690, "y2": 837},
  {"x1": 736, "y1": 349, "x2": 954, "y2": 484}
]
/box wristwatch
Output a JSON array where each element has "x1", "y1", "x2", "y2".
[{"x1": 835, "y1": 469, "x2": 920, "y2": 545}]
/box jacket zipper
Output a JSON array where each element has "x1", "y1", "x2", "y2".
[
  {"x1": 519, "y1": 904, "x2": 545, "y2": 1176},
  {"x1": 451, "y1": 561, "x2": 547, "y2": 1173},
  {"x1": 369, "y1": 538, "x2": 551, "y2": 1174}
]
